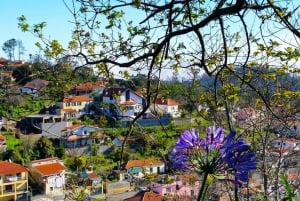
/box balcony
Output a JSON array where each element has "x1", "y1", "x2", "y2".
[{"x1": 0, "y1": 176, "x2": 27, "y2": 185}]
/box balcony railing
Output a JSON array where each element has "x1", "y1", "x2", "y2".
[{"x1": 0, "y1": 177, "x2": 27, "y2": 184}]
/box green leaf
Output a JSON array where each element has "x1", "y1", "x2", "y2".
[{"x1": 281, "y1": 174, "x2": 293, "y2": 201}]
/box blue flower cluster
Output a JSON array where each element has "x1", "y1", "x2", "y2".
[{"x1": 169, "y1": 126, "x2": 256, "y2": 184}]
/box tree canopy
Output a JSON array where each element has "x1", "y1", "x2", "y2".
[
  {"x1": 18, "y1": 0, "x2": 300, "y2": 127},
  {"x1": 2, "y1": 2, "x2": 299, "y2": 199}
]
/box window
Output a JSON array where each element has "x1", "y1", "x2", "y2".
[
  {"x1": 50, "y1": 187, "x2": 53, "y2": 191},
  {"x1": 6, "y1": 185, "x2": 12, "y2": 192},
  {"x1": 149, "y1": 167, "x2": 153, "y2": 173},
  {"x1": 191, "y1": 190, "x2": 194, "y2": 196},
  {"x1": 166, "y1": 187, "x2": 171, "y2": 193}
]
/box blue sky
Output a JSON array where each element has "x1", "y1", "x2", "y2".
[{"x1": 0, "y1": 0, "x2": 73, "y2": 61}]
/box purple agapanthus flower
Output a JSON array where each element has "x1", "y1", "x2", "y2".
[
  {"x1": 201, "y1": 125, "x2": 225, "y2": 150},
  {"x1": 169, "y1": 126, "x2": 256, "y2": 185},
  {"x1": 174, "y1": 128, "x2": 200, "y2": 151},
  {"x1": 221, "y1": 131, "x2": 256, "y2": 183}
]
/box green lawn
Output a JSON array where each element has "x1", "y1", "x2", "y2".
[{"x1": 2, "y1": 133, "x2": 20, "y2": 150}]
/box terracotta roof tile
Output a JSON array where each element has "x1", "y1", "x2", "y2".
[
  {"x1": 63, "y1": 95, "x2": 92, "y2": 102},
  {"x1": 61, "y1": 124, "x2": 82, "y2": 131},
  {"x1": 120, "y1": 100, "x2": 137, "y2": 105},
  {"x1": 34, "y1": 162, "x2": 65, "y2": 176},
  {"x1": 142, "y1": 192, "x2": 163, "y2": 201},
  {"x1": 66, "y1": 135, "x2": 81, "y2": 141},
  {"x1": 155, "y1": 98, "x2": 179, "y2": 106},
  {"x1": 62, "y1": 108, "x2": 76, "y2": 112},
  {"x1": 0, "y1": 135, "x2": 6, "y2": 141},
  {"x1": 0, "y1": 161, "x2": 28, "y2": 174},
  {"x1": 287, "y1": 173, "x2": 300, "y2": 180},
  {"x1": 75, "y1": 81, "x2": 105, "y2": 91},
  {"x1": 88, "y1": 172, "x2": 99, "y2": 179},
  {"x1": 125, "y1": 158, "x2": 164, "y2": 169}
]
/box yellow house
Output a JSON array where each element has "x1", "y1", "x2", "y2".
[
  {"x1": 0, "y1": 161, "x2": 29, "y2": 201},
  {"x1": 55, "y1": 95, "x2": 92, "y2": 120}
]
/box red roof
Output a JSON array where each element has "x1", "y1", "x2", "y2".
[
  {"x1": 120, "y1": 100, "x2": 137, "y2": 105},
  {"x1": 125, "y1": 158, "x2": 164, "y2": 169},
  {"x1": 142, "y1": 192, "x2": 163, "y2": 201},
  {"x1": 124, "y1": 191, "x2": 163, "y2": 201},
  {"x1": 88, "y1": 172, "x2": 99, "y2": 179},
  {"x1": 155, "y1": 98, "x2": 179, "y2": 106},
  {"x1": 75, "y1": 81, "x2": 105, "y2": 91},
  {"x1": 0, "y1": 135, "x2": 6, "y2": 141},
  {"x1": 61, "y1": 124, "x2": 82, "y2": 131},
  {"x1": 0, "y1": 161, "x2": 28, "y2": 174},
  {"x1": 63, "y1": 95, "x2": 92, "y2": 102},
  {"x1": 34, "y1": 162, "x2": 65, "y2": 176},
  {"x1": 62, "y1": 108, "x2": 76, "y2": 112}
]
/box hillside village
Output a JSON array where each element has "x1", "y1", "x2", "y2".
[{"x1": 0, "y1": 57, "x2": 299, "y2": 201}]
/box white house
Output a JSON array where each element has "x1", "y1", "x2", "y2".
[
  {"x1": 125, "y1": 158, "x2": 165, "y2": 178},
  {"x1": 151, "y1": 98, "x2": 181, "y2": 118},
  {"x1": 29, "y1": 157, "x2": 65, "y2": 196},
  {"x1": 61, "y1": 124, "x2": 102, "y2": 147},
  {"x1": 102, "y1": 87, "x2": 145, "y2": 119}
]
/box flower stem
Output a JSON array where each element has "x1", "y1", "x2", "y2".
[{"x1": 197, "y1": 172, "x2": 209, "y2": 201}]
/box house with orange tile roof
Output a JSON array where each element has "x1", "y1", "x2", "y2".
[
  {"x1": 72, "y1": 80, "x2": 107, "y2": 97},
  {"x1": 55, "y1": 95, "x2": 92, "y2": 120},
  {"x1": 60, "y1": 124, "x2": 103, "y2": 147},
  {"x1": 125, "y1": 158, "x2": 165, "y2": 178},
  {"x1": 29, "y1": 157, "x2": 65, "y2": 196},
  {"x1": 150, "y1": 98, "x2": 181, "y2": 118},
  {"x1": 80, "y1": 166, "x2": 103, "y2": 196},
  {"x1": 124, "y1": 191, "x2": 164, "y2": 201},
  {"x1": 0, "y1": 161, "x2": 30, "y2": 201}
]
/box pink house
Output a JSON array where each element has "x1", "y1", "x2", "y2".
[{"x1": 151, "y1": 174, "x2": 200, "y2": 199}]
